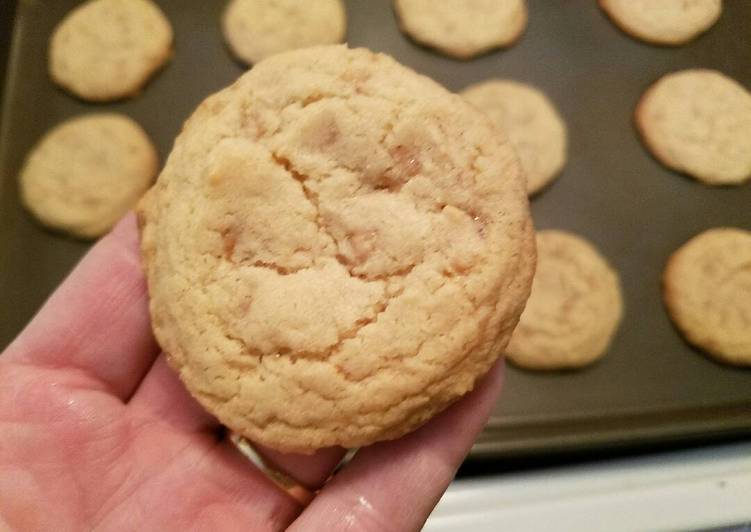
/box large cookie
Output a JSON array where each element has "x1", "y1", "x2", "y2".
[
  {"x1": 139, "y1": 45, "x2": 535, "y2": 453},
  {"x1": 222, "y1": 0, "x2": 347, "y2": 65},
  {"x1": 599, "y1": 0, "x2": 722, "y2": 46},
  {"x1": 663, "y1": 228, "x2": 751, "y2": 367},
  {"x1": 636, "y1": 69, "x2": 751, "y2": 186},
  {"x1": 20, "y1": 114, "x2": 158, "y2": 239},
  {"x1": 393, "y1": 0, "x2": 527, "y2": 59},
  {"x1": 461, "y1": 80, "x2": 567, "y2": 196},
  {"x1": 506, "y1": 230, "x2": 623, "y2": 370},
  {"x1": 49, "y1": 0, "x2": 173, "y2": 102}
]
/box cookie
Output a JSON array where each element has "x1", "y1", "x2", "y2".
[
  {"x1": 222, "y1": 0, "x2": 347, "y2": 65},
  {"x1": 49, "y1": 0, "x2": 173, "y2": 101},
  {"x1": 506, "y1": 230, "x2": 623, "y2": 370},
  {"x1": 636, "y1": 69, "x2": 751, "y2": 186},
  {"x1": 461, "y1": 80, "x2": 567, "y2": 196},
  {"x1": 393, "y1": 0, "x2": 527, "y2": 60},
  {"x1": 138, "y1": 45, "x2": 535, "y2": 453},
  {"x1": 20, "y1": 114, "x2": 158, "y2": 239},
  {"x1": 599, "y1": 0, "x2": 722, "y2": 46},
  {"x1": 663, "y1": 228, "x2": 751, "y2": 367}
]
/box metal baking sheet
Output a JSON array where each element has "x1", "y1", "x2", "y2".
[{"x1": 1, "y1": 0, "x2": 749, "y2": 460}]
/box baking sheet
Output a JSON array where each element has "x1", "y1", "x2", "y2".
[{"x1": 1, "y1": 0, "x2": 749, "y2": 459}]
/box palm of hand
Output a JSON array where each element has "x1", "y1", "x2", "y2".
[{"x1": 0, "y1": 216, "x2": 502, "y2": 532}]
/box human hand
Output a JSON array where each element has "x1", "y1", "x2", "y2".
[{"x1": 0, "y1": 215, "x2": 503, "y2": 532}]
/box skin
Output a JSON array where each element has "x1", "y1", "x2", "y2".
[{"x1": 0, "y1": 214, "x2": 503, "y2": 532}]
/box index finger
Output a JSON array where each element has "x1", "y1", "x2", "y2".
[{"x1": 4, "y1": 214, "x2": 159, "y2": 400}]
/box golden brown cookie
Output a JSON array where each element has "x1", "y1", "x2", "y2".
[
  {"x1": 635, "y1": 69, "x2": 751, "y2": 186},
  {"x1": 506, "y1": 230, "x2": 623, "y2": 370},
  {"x1": 49, "y1": 0, "x2": 173, "y2": 102},
  {"x1": 222, "y1": 0, "x2": 347, "y2": 65},
  {"x1": 20, "y1": 114, "x2": 158, "y2": 239},
  {"x1": 393, "y1": 0, "x2": 527, "y2": 59},
  {"x1": 461, "y1": 80, "x2": 567, "y2": 196},
  {"x1": 599, "y1": 0, "x2": 722, "y2": 46},
  {"x1": 663, "y1": 228, "x2": 751, "y2": 367},
  {"x1": 139, "y1": 45, "x2": 535, "y2": 453}
]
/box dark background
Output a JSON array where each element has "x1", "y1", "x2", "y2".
[
  {"x1": 0, "y1": 1, "x2": 749, "y2": 465},
  {"x1": 0, "y1": 0, "x2": 15, "y2": 118}
]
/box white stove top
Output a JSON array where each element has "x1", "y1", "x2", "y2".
[{"x1": 426, "y1": 442, "x2": 751, "y2": 532}]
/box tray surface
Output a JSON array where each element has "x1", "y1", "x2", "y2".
[{"x1": 1, "y1": 0, "x2": 749, "y2": 458}]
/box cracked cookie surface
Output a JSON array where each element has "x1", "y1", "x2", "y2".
[
  {"x1": 663, "y1": 228, "x2": 751, "y2": 367},
  {"x1": 636, "y1": 69, "x2": 751, "y2": 185},
  {"x1": 506, "y1": 230, "x2": 623, "y2": 370},
  {"x1": 139, "y1": 45, "x2": 535, "y2": 453}
]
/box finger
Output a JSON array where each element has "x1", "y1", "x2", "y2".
[
  {"x1": 131, "y1": 354, "x2": 347, "y2": 491},
  {"x1": 5, "y1": 214, "x2": 158, "y2": 401},
  {"x1": 196, "y1": 440, "x2": 304, "y2": 530},
  {"x1": 128, "y1": 354, "x2": 219, "y2": 434},
  {"x1": 92, "y1": 429, "x2": 303, "y2": 531},
  {"x1": 252, "y1": 444, "x2": 346, "y2": 491},
  {"x1": 288, "y1": 361, "x2": 504, "y2": 532},
  {"x1": 133, "y1": 357, "x2": 347, "y2": 487}
]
